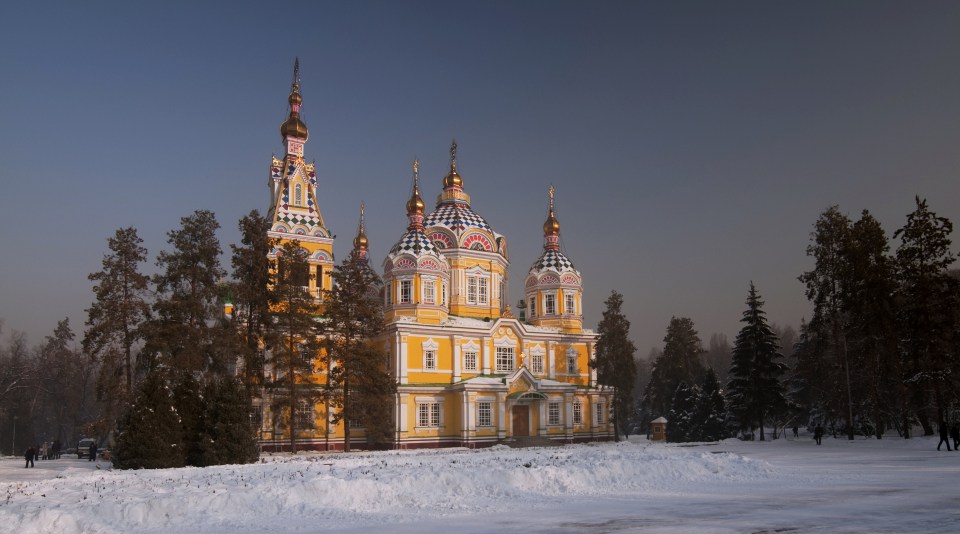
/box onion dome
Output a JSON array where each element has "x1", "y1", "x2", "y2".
[
  {"x1": 529, "y1": 185, "x2": 577, "y2": 274},
  {"x1": 353, "y1": 202, "x2": 369, "y2": 259},
  {"x1": 280, "y1": 58, "x2": 309, "y2": 140},
  {"x1": 422, "y1": 141, "x2": 502, "y2": 254},
  {"x1": 388, "y1": 159, "x2": 444, "y2": 260}
]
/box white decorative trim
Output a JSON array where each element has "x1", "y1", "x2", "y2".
[
  {"x1": 494, "y1": 336, "x2": 517, "y2": 348},
  {"x1": 422, "y1": 338, "x2": 439, "y2": 351},
  {"x1": 462, "y1": 340, "x2": 480, "y2": 352}
]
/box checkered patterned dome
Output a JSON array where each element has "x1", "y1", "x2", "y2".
[
  {"x1": 529, "y1": 249, "x2": 577, "y2": 274},
  {"x1": 423, "y1": 203, "x2": 493, "y2": 235},
  {"x1": 388, "y1": 228, "x2": 444, "y2": 259}
]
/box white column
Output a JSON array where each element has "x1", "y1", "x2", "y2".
[
  {"x1": 399, "y1": 335, "x2": 408, "y2": 385},
  {"x1": 538, "y1": 401, "x2": 547, "y2": 436},
  {"x1": 548, "y1": 341, "x2": 556, "y2": 379},
  {"x1": 482, "y1": 336, "x2": 491, "y2": 374},
  {"x1": 587, "y1": 342, "x2": 596, "y2": 386},
  {"x1": 453, "y1": 335, "x2": 461, "y2": 382},
  {"x1": 564, "y1": 392, "x2": 574, "y2": 440},
  {"x1": 498, "y1": 392, "x2": 507, "y2": 439}
]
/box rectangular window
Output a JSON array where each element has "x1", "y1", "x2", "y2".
[
  {"x1": 529, "y1": 298, "x2": 535, "y2": 316},
  {"x1": 565, "y1": 293, "x2": 575, "y2": 314},
  {"x1": 295, "y1": 400, "x2": 314, "y2": 430},
  {"x1": 573, "y1": 400, "x2": 583, "y2": 425},
  {"x1": 386, "y1": 282, "x2": 392, "y2": 305},
  {"x1": 424, "y1": 350, "x2": 436, "y2": 370},
  {"x1": 441, "y1": 282, "x2": 447, "y2": 305},
  {"x1": 400, "y1": 280, "x2": 412, "y2": 303},
  {"x1": 545, "y1": 293, "x2": 556, "y2": 314},
  {"x1": 531, "y1": 352, "x2": 543, "y2": 374},
  {"x1": 299, "y1": 344, "x2": 314, "y2": 368},
  {"x1": 464, "y1": 350, "x2": 478, "y2": 371},
  {"x1": 495, "y1": 346, "x2": 514, "y2": 373},
  {"x1": 478, "y1": 401, "x2": 492, "y2": 427},
  {"x1": 478, "y1": 278, "x2": 488, "y2": 304},
  {"x1": 418, "y1": 402, "x2": 441, "y2": 427},
  {"x1": 548, "y1": 402, "x2": 561, "y2": 425},
  {"x1": 423, "y1": 280, "x2": 435, "y2": 304},
  {"x1": 567, "y1": 351, "x2": 578, "y2": 374},
  {"x1": 595, "y1": 402, "x2": 605, "y2": 425},
  {"x1": 467, "y1": 277, "x2": 478, "y2": 304},
  {"x1": 250, "y1": 405, "x2": 263, "y2": 430}
]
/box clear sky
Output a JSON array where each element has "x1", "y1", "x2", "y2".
[{"x1": 2, "y1": 1, "x2": 959, "y2": 354}]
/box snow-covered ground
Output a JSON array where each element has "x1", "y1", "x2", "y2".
[{"x1": 2, "y1": 434, "x2": 958, "y2": 533}]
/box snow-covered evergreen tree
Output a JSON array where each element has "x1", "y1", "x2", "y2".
[{"x1": 727, "y1": 282, "x2": 788, "y2": 440}]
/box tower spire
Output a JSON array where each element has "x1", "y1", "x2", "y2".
[
  {"x1": 442, "y1": 139, "x2": 464, "y2": 191},
  {"x1": 543, "y1": 184, "x2": 561, "y2": 251},
  {"x1": 406, "y1": 158, "x2": 425, "y2": 229},
  {"x1": 280, "y1": 57, "x2": 308, "y2": 156},
  {"x1": 353, "y1": 201, "x2": 369, "y2": 261}
]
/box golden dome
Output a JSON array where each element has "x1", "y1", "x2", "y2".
[
  {"x1": 288, "y1": 91, "x2": 302, "y2": 106},
  {"x1": 406, "y1": 190, "x2": 425, "y2": 214},
  {"x1": 543, "y1": 211, "x2": 561, "y2": 235},
  {"x1": 443, "y1": 166, "x2": 463, "y2": 189},
  {"x1": 280, "y1": 115, "x2": 309, "y2": 140},
  {"x1": 354, "y1": 232, "x2": 368, "y2": 249}
]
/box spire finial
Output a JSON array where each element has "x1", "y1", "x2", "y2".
[
  {"x1": 359, "y1": 201, "x2": 366, "y2": 233},
  {"x1": 549, "y1": 184, "x2": 555, "y2": 212},
  {"x1": 292, "y1": 57, "x2": 300, "y2": 91},
  {"x1": 406, "y1": 157, "x2": 425, "y2": 219},
  {"x1": 450, "y1": 139, "x2": 458, "y2": 169},
  {"x1": 543, "y1": 184, "x2": 561, "y2": 244}
]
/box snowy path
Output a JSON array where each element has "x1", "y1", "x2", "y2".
[{"x1": 1, "y1": 436, "x2": 958, "y2": 533}]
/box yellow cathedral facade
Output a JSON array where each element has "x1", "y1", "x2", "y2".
[{"x1": 255, "y1": 62, "x2": 614, "y2": 450}]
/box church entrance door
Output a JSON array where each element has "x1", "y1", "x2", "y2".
[{"x1": 512, "y1": 405, "x2": 530, "y2": 437}]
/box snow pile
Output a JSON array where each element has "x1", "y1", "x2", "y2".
[{"x1": 1, "y1": 441, "x2": 776, "y2": 533}]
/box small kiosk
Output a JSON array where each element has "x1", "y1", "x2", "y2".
[{"x1": 650, "y1": 417, "x2": 668, "y2": 442}]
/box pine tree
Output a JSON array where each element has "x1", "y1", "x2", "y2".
[
  {"x1": 592, "y1": 290, "x2": 637, "y2": 441},
  {"x1": 799, "y1": 206, "x2": 856, "y2": 439},
  {"x1": 171, "y1": 371, "x2": 205, "y2": 466},
  {"x1": 83, "y1": 227, "x2": 151, "y2": 430},
  {"x1": 667, "y1": 382, "x2": 698, "y2": 442},
  {"x1": 697, "y1": 368, "x2": 728, "y2": 441},
  {"x1": 727, "y1": 282, "x2": 788, "y2": 441},
  {"x1": 894, "y1": 197, "x2": 959, "y2": 434},
  {"x1": 323, "y1": 250, "x2": 392, "y2": 451},
  {"x1": 200, "y1": 376, "x2": 260, "y2": 465},
  {"x1": 643, "y1": 317, "x2": 705, "y2": 420},
  {"x1": 145, "y1": 210, "x2": 227, "y2": 373},
  {"x1": 267, "y1": 240, "x2": 321, "y2": 453},
  {"x1": 113, "y1": 367, "x2": 185, "y2": 470},
  {"x1": 230, "y1": 210, "x2": 275, "y2": 395}
]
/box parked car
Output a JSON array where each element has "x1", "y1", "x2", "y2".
[{"x1": 77, "y1": 438, "x2": 97, "y2": 459}]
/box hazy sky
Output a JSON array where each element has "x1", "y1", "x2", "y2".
[{"x1": 2, "y1": 1, "x2": 959, "y2": 354}]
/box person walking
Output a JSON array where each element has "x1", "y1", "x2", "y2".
[
  {"x1": 937, "y1": 422, "x2": 952, "y2": 451},
  {"x1": 814, "y1": 424, "x2": 823, "y2": 445},
  {"x1": 89, "y1": 441, "x2": 97, "y2": 461},
  {"x1": 24, "y1": 446, "x2": 35, "y2": 468},
  {"x1": 951, "y1": 424, "x2": 959, "y2": 451},
  {"x1": 792, "y1": 425, "x2": 799, "y2": 439}
]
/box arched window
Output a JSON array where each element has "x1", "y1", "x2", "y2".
[{"x1": 294, "y1": 184, "x2": 303, "y2": 206}]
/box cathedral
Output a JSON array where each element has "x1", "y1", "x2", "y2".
[{"x1": 255, "y1": 61, "x2": 614, "y2": 450}]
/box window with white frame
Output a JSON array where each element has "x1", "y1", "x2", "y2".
[
  {"x1": 573, "y1": 399, "x2": 583, "y2": 425},
  {"x1": 565, "y1": 293, "x2": 575, "y2": 314},
  {"x1": 467, "y1": 276, "x2": 477, "y2": 304},
  {"x1": 477, "y1": 401, "x2": 492, "y2": 427},
  {"x1": 400, "y1": 280, "x2": 412, "y2": 303},
  {"x1": 595, "y1": 402, "x2": 605, "y2": 425},
  {"x1": 423, "y1": 278, "x2": 435, "y2": 304},
  {"x1": 463, "y1": 350, "x2": 478, "y2": 371},
  {"x1": 441, "y1": 281, "x2": 447, "y2": 305},
  {"x1": 294, "y1": 400, "x2": 314, "y2": 429},
  {"x1": 548, "y1": 402, "x2": 561, "y2": 425},
  {"x1": 299, "y1": 344, "x2": 313, "y2": 366},
  {"x1": 529, "y1": 297, "x2": 536, "y2": 316},
  {"x1": 467, "y1": 272, "x2": 489, "y2": 305},
  {"x1": 417, "y1": 402, "x2": 441, "y2": 427},
  {"x1": 530, "y1": 350, "x2": 544, "y2": 374},
  {"x1": 545, "y1": 293, "x2": 556, "y2": 314},
  {"x1": 478, "y1": 277, "x2": 488, "y2": 304},
  {"x1": 566, "y1": 348, "x2": 578, "y2": 373},
  {"x1": 423, "y1": 349, "x2": 436, "y2": 370},
  {"x1": 495, "y1": 346, "x2": 514, "y2": 372},
  {"x1": 250, "y1": 404, "x2": 263, "y2": 430},
  {"x1": 294, "y1": 183, "x2": 303, "y2": 206}
]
